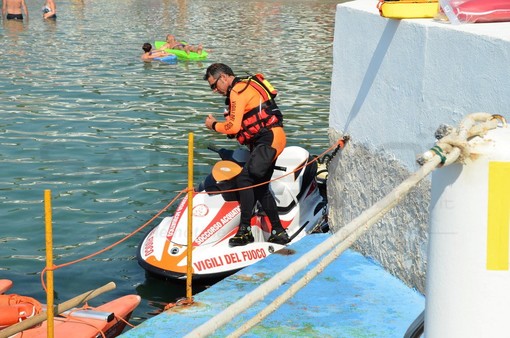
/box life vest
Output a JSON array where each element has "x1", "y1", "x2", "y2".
[
  {"x1": 227, "y1": 74, "x2": 283, "y2": 145},
  {"x1": 0, "y1": 294, "x2": 43, "y2": 328}
]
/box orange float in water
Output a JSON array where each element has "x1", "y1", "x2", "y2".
[{"x1": 0, "y1": 294, "x2": 42, "y2": 328}]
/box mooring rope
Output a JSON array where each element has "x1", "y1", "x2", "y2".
[{"x1": 186, "y1": 112, "x2": 504, "y2": 337}]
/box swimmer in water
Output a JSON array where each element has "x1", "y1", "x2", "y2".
[{"x1": 42, "y1": 0, "x2": 56, "y2": 19}]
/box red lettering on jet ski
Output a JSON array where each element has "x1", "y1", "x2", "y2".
[
  {"x1": 194, "y1": 221, "x2": 224, "y2": 245},
  {"x1": 193, "y1": 256, "x2": 225, "y2": 272},
  {"x1": 241, "y1": 248, "x2": 267, "y2": 261},
  {"x1": 220, "y1": 207, "x2": 241, "y2": 224},
  {"x1": 144, "y1": 233, "x2": 155, "y2": 257},
  {"x1": 167, "y1": 210, "x2": 182, "y2": 237},
  {"x1": 167, "y1": 195, "x2": 192, "y2": 239},
  {"x1": 223, "y1": 252, "x2": 242, "y2": 264},
  {"x1": 194, "y1": 204, "x2": 241, "y2": 245}
]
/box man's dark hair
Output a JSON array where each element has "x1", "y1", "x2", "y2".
[
  {"x1": 203, "y1": 63, "x2": 235, "y2": 80},
  {"x1": 142, "y1": 43, "x2": 152, "y2": 53}
]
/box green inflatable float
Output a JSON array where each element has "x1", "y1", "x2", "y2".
[{"x1": 154, "y1": 41, "x2": 208, "y2": 61}]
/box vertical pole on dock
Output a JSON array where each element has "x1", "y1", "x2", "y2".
[
  {"x1": 186, "y1": 133, "x2": 194, "y2": 300},
  {"x1": 44, "y1": 189, "x2": 55, "y2": 338},
  {"x1": 426, "y1": 126, "x2": 510, "y2": 336}
]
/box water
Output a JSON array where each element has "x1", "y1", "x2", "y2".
[{"x1": 0, "y1": 0, "x2": 342, "y2": 328}]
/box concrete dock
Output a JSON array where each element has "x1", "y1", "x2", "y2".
[{"x1": 122, "y1": 234, "x2": 424, "y2": 337}]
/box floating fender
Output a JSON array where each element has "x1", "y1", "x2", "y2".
[{"x1": 425, "y1": 125, "x2": 510, "y2": 337}]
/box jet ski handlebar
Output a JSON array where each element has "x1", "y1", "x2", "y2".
[{"x1": 207, "y1": 145, "x2": 235, "y2": 161}]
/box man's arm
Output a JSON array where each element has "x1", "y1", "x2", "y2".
[{"x1": 22, "y1": 0, "x2": 28, "y2": 17}]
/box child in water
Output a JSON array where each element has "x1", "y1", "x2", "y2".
[{"x1": 141, "y1": 43, "x2": 172, "y2": 62}]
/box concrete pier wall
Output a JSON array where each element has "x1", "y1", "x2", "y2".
[{"x1": 328, "y1": 0, "x2": 510, "y2": 293}]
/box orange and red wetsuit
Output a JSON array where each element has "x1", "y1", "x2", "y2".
[
  {"x1": 212, "y1": 76, "x2": 287, "y2": 236},
  {"x1": 213, "y1": 77, "x2": 286, "y2": 155}
]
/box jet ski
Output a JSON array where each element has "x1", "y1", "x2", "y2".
[{"x1": 137, "y1": 145, "x2": 328, "y2": 280}]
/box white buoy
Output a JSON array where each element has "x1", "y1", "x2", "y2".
[{"x1": 425, "y1": 125, "x2": 510, "y2": 337}]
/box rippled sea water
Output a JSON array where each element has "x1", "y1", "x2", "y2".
[{"x1": 1, "y1": 0, "x2": 344, "y2": 328}]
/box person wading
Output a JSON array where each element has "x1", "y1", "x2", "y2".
[
  {"x1": 204, "y1": 63, "x2": 290, "y2": 247},
  {"x1": 2, "y1": 0, "x2": 29, "y2": 20}
]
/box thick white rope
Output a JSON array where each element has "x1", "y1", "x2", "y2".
[
  {"x1": 225, "y1": 156, "x2": 441, "y2": 338},
  {"x1": 185, "y1": 113, "x2": 501, "y2": 338}
]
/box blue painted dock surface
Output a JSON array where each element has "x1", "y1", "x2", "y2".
[{"x1": 122, "y1": 234, "x2": 424, "y2": 337}]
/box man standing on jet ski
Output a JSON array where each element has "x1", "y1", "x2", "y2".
[{"x1": 204, "y1": 63, "x2": 290, "y2": 247}]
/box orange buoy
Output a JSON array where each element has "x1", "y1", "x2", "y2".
[{"x1": 0, "y1": 294, "x2": 43, "y2": 328}]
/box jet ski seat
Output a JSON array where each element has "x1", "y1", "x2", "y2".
[{"x1": 270, "y1": 146, "x2": 309, "y2": 210}]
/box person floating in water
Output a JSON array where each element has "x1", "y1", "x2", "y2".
[
  {"x1": 141, "y1": 42, "x2": 173, "y2": 62},
  {"x1": 2, "y1": 0, "x2": 29, "y2": 20},
  {"x1": 158, "y1": 34, "x2": 203, "y2": 55},
  {"x1": 42, "y1": 0, "x2": 56, "y2": 19}
]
